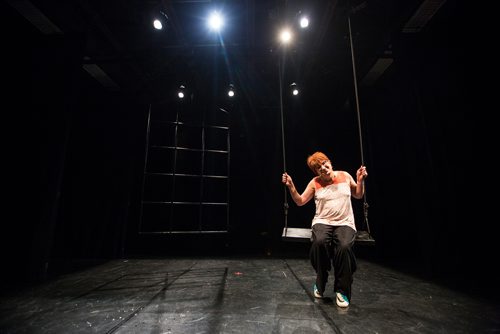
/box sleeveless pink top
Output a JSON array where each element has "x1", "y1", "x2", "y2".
[{"x1": 311, "y1": 172, "x2": 357, "y2": 231}]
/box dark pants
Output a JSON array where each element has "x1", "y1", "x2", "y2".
[{"x1": 310, "y1": 224, "x2": 357, "y2": 300}]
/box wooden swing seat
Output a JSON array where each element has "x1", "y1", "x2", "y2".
[{"x1": 282, "y1": 227, "x2": 375, "y2": 246}]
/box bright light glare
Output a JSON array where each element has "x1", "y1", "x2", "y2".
[
  {"x1": 178, "y1": 85, "x2": 186, "y2": 99},
  {"x1": 153, "y1": 19, "x2": 162, "y2": 30},
  {"x1": 280, "y1": 29, "x2": 292, "y2": 44},
  {"x1": 300, "y1": 17, "x2": 309, "y2": 28},
  {"x1": 208, "y1": 11, "x2": 224, "y2": 31},
  {"x1": 228, "y1": 85, "x2": 235, "y2": 97},
  {"x1": 292, "y1": 88, "x2": 299, "y2": 96}
]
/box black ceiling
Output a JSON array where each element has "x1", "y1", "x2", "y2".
[{"x1": 6, "y1": 0, "x2": 449, "y2": 106}]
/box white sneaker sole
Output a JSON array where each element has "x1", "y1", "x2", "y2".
[
  {"x1": 336, "y1": 293, "x2": 349, "y2": 307},
  {"x1": 313, "y1": 285, "x2": 323, "y2": 298}
]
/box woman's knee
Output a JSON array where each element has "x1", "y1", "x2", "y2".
[{"x1": 312, "y1": 234, "x2": 328, "y2": 246}]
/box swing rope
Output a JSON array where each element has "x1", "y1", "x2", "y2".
[
  {"x1": 348, "y1": 15, "x2": 372, "y2": 238},
  {"x1": 279, "y1": 53, "x2": 290, "y2": 236}
]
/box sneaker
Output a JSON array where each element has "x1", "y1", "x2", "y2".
[
  {"x1": 313, "y1": 284, "x2": 323, "y2": 298},
  {"x1": 336, "y1": 292, "x2": 349, "y2": 307}
]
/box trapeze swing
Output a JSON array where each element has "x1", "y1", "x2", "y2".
[{"x1": 280, "y1": 14, "x2": 375, "y2": 246}]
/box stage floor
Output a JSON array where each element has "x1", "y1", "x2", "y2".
[{"x1": 0, "y1": 257, "x2": 498, "y2": 333}]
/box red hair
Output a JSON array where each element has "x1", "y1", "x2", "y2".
[{"x1": 307, "y1": 152, "x2": 330, "y2": 174}]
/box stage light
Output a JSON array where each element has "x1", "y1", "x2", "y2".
[
  {"x1": 153, "y1": 19, "x2": 162, "y2": 30},
  {"x1": 299, "y1": 16, "x2": 309, "y2": 28},
  {"x1": 177, "y1": 85, "x2": 186, "y2": 99},
  {"x1": 208, "y1": 11, "x2": 224, "y2": 32},
  {"x1": 227, "y1": 84, "x2": 235, "y2": 97},
  {"x1": 152, "y1": 11, "x2": 168, "y2": 30},
  {"x1": 290, "y1": 83, "x2": 299, "y2": 96},
  {"x1": 279, "y1": 28, "x2": 293, "y2": 44}
]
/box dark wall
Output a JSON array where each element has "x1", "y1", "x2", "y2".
[
  {"x1": 3, "y1": 3, "x2": 147, "y2": 283},
  {"x1": 4, "y1": 7, "x2": 91, "y2": 282},
  {"x1": 352, "y1": 1, "x2": 476, "y2": 286}
]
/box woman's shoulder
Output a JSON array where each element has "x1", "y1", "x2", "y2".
[
  {"x1": 334, "y1": 171, "x2": 351, "y2": 182},
  {"x1": 310, "y1": 176, "x2": 324, "y2": 188}
]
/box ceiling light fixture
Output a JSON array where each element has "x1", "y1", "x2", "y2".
[
  {"x1": 152, "y1": 10, "x2": 168, "y2": 30},
  {"x1": 279, "y1": 28, "x2": 293, "y2": 44},
  {"x1": 299, "y1": 16, "x2": 309, "y2": 28},
  {"x1": 177, "y1": 85, "x2": 186, "y2": 99},
  {"x1": 227, "y1": 84, "x2": 235, "y2": 97},
  {"x1": 207, "y1": 11, "x2": 224, "y2": 32}
]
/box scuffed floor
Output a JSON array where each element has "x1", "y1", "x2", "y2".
[{"x1": 0, "y1": 257, "x2": 498, "y2": 333}]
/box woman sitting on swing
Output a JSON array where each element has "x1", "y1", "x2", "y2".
[{"x1": 281, "y1": 151, "x2": 368, "y2": 308}]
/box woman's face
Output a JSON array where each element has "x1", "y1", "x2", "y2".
[{"x1": 316, "y1": 160, "x2": 332, "y2": 177}]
